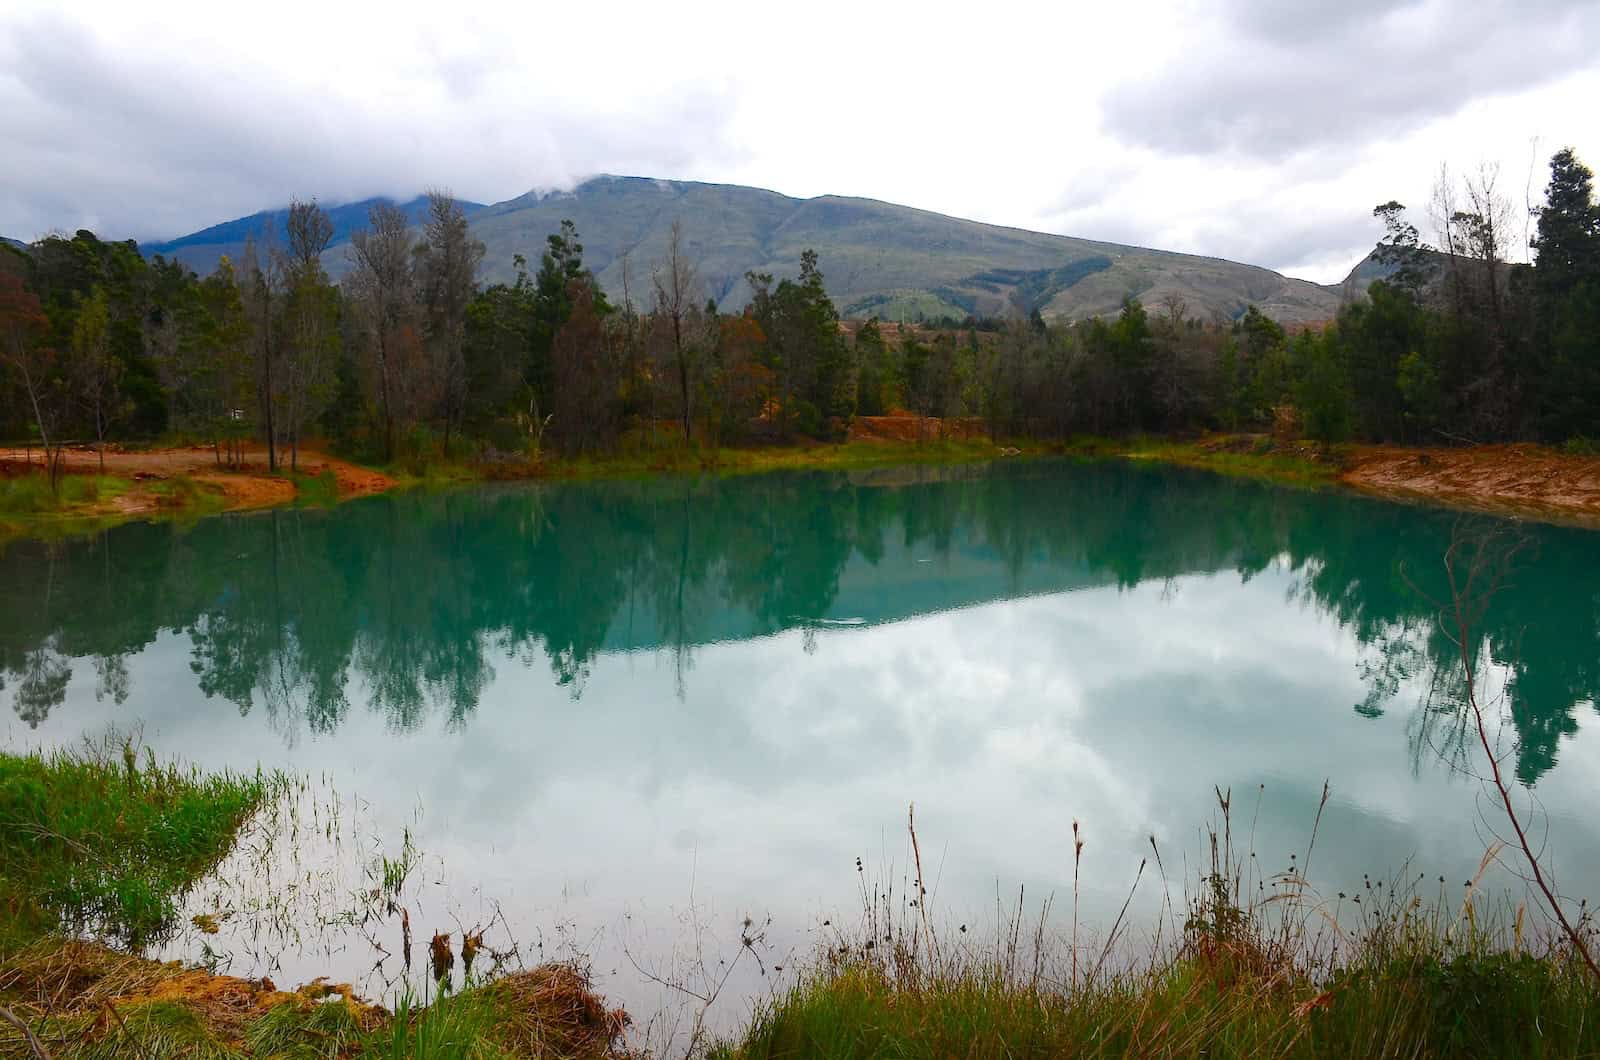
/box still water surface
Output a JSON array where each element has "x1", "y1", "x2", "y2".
[{"x1": 4, "y1": 458, "x2": 1600, "y2": 1029}]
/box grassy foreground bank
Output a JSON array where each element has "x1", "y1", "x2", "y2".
[
  {"x1": 714, "y1": 937, "x2": 1598, "y2": 1059},
  {"x1": 712, "y1": 799, "x2": 1600, "y2": 1059},
  {"x1": 0, "y1": 744, "x2": 626, "y2": 1059}
]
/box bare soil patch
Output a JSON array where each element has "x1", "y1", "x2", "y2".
[
  {"x1": 1343, "y1": 443, "x2": 1600, "y2": 526},
  {"x1": 1, "y1": 443, "x2": 396, "y2": 515},
  {"x1": 850, "y1": 415, "x2": 988, "y2": 443}
]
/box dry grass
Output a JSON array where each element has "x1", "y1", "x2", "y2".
[{"x1": 0, "y1": 939, "x2": 628, "y2": 1059}]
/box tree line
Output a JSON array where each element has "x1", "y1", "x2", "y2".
[
  {"x1": 3, "y1": 148, "x2": 1597, "y2": 478},
  {"x1": 934, "y1": 148, "x2": 1600, "y2": 446}
]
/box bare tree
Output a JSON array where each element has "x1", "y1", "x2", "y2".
[
  {"x1": 415, "y1": 189, "x2": 485, "y2": 451},
  {"x1": 652, "y1": 220, "x2": 703, "y2": 444},
  {"x1": 347, "y1": 202, "x2": 417, "y2": 461},
  {"x1": 1432, "y1": 163, "x2": 1518, "y2": 435}
]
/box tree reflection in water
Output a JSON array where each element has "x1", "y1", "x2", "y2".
[{"x1": 3, "y1": 459, "x2": 1597, "y2": 783}]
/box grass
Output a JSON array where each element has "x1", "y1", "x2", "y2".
[
  {"x1": 145, "y1": 474, "x2": 229, "y2": 519},
  {"x1": 0, "y1": 738, "x2": 276, "y2": 951},
  {"x1": 286, "y1": 468, "x2": 340, "y2": 507},
  {"x1": 0, "y1": 743, "x2": 628, "y2": 1058},
  {"x1": 717, "y1": 949, "x2": 1598, "y2": 1059},
  {"x1": 0, "y1": 942, "x2": 626, "y2": 1059},
  {"x1": 0, "y1": 473, "x2": 132, "y2": 516},
  {"x1": 1, "y1": 741, "x2": 1594, "y2": 1057},
  {"x1": 0, "y1": 469, "x2": 230, "y2": 548},
  {"x1": 372, "y1": 436, "x2": 1023, "y2": 494},
  {"x1": 539, "y1": 437, "x2": 1017, "y2": 481},
  {"x1": 712, "y1": 790, "x2": 1600, "y2": 1060},
  {"x1": 1124, "y1": 437, "x2": 1350, "y2": 487},
  {"x1": 1042, "y1": 433, "x2": 1351, "y2": 488}
]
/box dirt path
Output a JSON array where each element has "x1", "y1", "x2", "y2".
[
  {"x1": 1342, "y1": 444, "x2": 1600, "y2": 527},
  {"x1": 1, "y1": 443, "x2": 396, "y2": 516}
]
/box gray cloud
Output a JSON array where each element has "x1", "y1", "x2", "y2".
[
  {"x1": 1102, "y1": 0, "x2": 1600, "y2": 160},
  {"x1": 0, "y1": 12, "x2": 746, "y2": 241}
]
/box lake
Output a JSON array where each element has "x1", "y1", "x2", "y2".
[{"x1": 5, "y1": 457, "x2": 1600, "y2": 1039}]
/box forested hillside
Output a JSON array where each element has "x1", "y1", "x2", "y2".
[{"x1": 3, "y1": 149, "x2": 1597, "y2": 479}]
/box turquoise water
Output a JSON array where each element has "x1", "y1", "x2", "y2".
[{"x1": 4, "y1": 458, "x2": 1599, "y2": 1028}]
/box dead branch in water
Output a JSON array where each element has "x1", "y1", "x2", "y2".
[{"x1": 1436, "y1": 524, "x2": 1600, "y2": 984}]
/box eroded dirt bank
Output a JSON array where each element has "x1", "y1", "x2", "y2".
[
  {"x1": 1341, "y1": 443, "x2": 1600, "y2": 527},
  {"x1": 1, "y1": 443, "x2": 395, "y2": 516}
]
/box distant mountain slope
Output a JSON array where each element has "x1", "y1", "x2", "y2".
[
  {"x1": 1338, "y1": 246, "x2": 1454, "y2": 292},
  {"x1": 468, "y1": 176, "x2": 1342, "y2": 323},
  {"x1": 143, "y1": 176, "x2": 1344, "y2": 324},
  {"x1": 139, "y1": 196, "x2": 485, "y2": 276}
]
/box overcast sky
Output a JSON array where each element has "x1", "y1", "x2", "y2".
[{"x1": 2, "y1": 0, "x2": 1597, "y2": 283}]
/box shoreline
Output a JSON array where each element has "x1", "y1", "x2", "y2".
[
  {"x1": 8, "y1": 433, "x2": 1600, "y2": 544},
  {"x1": 4, "y1": 743, "x2": 1595, "y2": 1058}
]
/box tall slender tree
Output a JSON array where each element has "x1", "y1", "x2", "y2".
[
  {"x1": 280, "y1": 199, "x2": 340, "y2": 470},
  {"x1": 416, "y1": 189, "x2": 485, "y2": 451},
  {"x1": 347, "y1": 202, "x2": 416, "y2": 461},
  {"x1": 652, "y1": 219, "x2": 703, "y2": 443},
  {"x1": 67, "y1": 287, "x2": 124, "y2": 471}
]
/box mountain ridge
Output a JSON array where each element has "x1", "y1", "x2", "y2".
[
  {"x1": 138, "y1": 195, "x2": 487, "y2": 275},
  {"x1": 135, "y1": 175, "x2": 1351, "y2": 324}
]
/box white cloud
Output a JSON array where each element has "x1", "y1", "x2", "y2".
[{"x1": 1, "y1": 0, "x2": 1596, "y2": 282}]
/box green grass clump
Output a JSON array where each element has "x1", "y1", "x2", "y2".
[
  {"x1": 718, "y1": 948, "x2": 1599, "y2": 1060},
  {"x1": 68, "y1": 1000, "x2": 245, "y2": 1060},
  {"x1": 540, "y1": 437, "x2": 1015, "y2": 483},
  {"x1": 146, "y1": 474, "x2": 227, "y2": 518},
  {"x1": 243, "y1": 996, "x2": 369, "y2": 1058},
  {"x1": 0, "y1": 473, "x2": 132, "y2": 515},
  {"x1": 0, "y1": 740, "x2": 276, "y2": 950},
  {"x1": 1122, "y1": 435, "x2": 1348, "y2": 487},
  {"x1": 364, "y1": 966, "x2": 625, "y2": 1059},
  {"x1": 287, "y1": 468, "x2": 340, "y2": 507}
]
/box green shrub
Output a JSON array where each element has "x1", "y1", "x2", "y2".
[{"x1": 1562, "y1": 435, "x2": 1597, "y2": 456}]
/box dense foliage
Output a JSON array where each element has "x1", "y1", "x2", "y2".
[{"x1": 3, "y1": 150, "x2": 1598, "y2": 472}]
